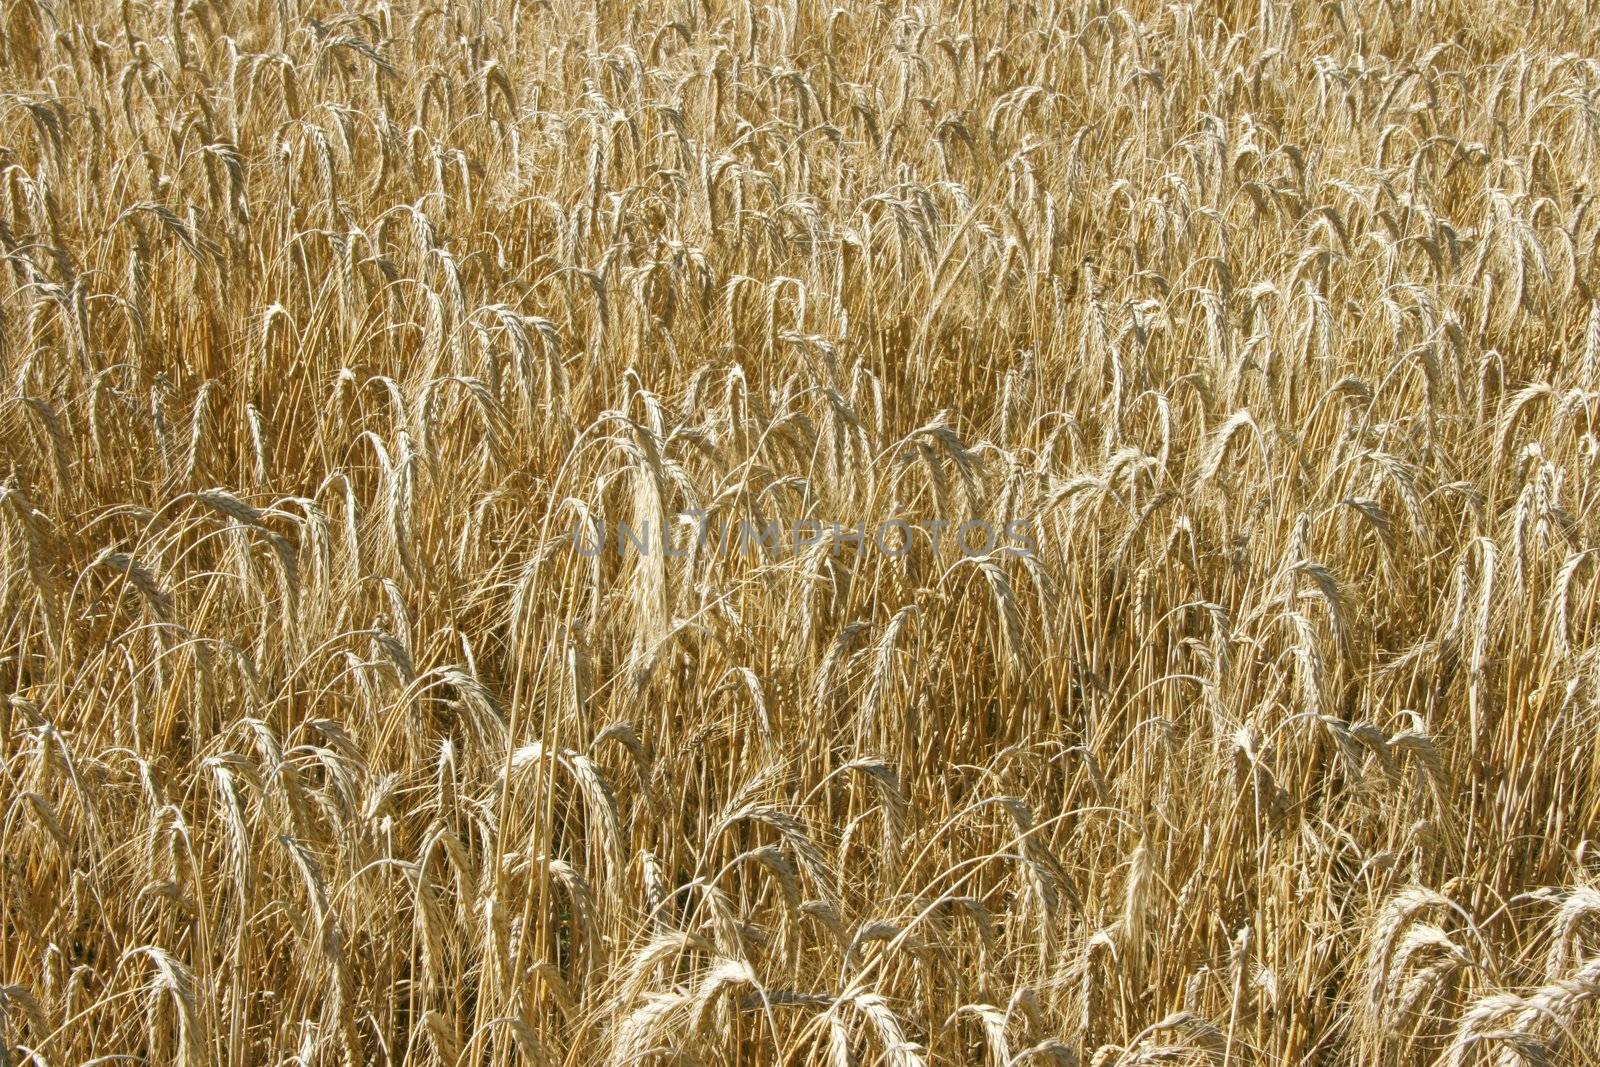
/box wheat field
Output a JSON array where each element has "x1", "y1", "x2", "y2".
[{"x1": 3, "y1": 0, "x2": 1600, "y2": 1062}]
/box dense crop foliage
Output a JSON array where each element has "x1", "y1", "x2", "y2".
[{"x1": 5, "y1": 0, "x2": 1600, "y2": 1062}]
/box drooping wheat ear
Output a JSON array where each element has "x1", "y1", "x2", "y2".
[
  {"x1": 619, "y1": 929, "x2": 716, "y2": 1008},
  {"x1": 278, "y1": 834, "x2": 359, "y2": 1054},
  {"x1": 712, "y1": 802, "x2": 836, "y2": 907},
  {"x1": 589, "y1": 720, "x2": 647, "y2": 779},
  {"x1": 1077, "y1": 928, "x2": 1119, "y2": 1042},
  {"x1": 611, "y1": 400, "x2": 672, "y2": 670},
  {"x1": 1196, "y1": 408, "x2": 1263, "y2": 486},
  {"x1": 1120, "y1": 836, "x2": 1155, "y2": 954},
  {"x1": 565, "y1": 749, "x2": 629, "y2": 891},
  {"x1": 689, "y1": 956, "x2": 763, "y2": 1034},
  {"x1": 1122, "y1": 1012, "x2": 1225, "y2": 1063},
  {"x1": 612, "y1": 991, "x2": 689, "y2": 1066},
  {"x1": 203, "y1": 753, "x2": 259, "y2": 902},
  {"x1": 1545, "y1": 887, "x2": 1600, "y2": 978},
  {"x1": 316, "y1": 469, "x2": 361, "y2": 579},
  {"x1": 997, "y1": 795, "x2": 1074, "y2": 947},
  {"x1": 1380, "y1": 923, "x2": 1471, "y2": 1032},
  {"x1": 420, "y1": 1008, "x2": 462, "y2": 1065},
  {"x1": 1545, "y1": 549, "x2": 1594, "y2": 660},
  {"x1": 1389, "y1": 724, "x2": 1448, "y2": 797},
  {"x1": 861, "y1": 605, "x2": 919, "y2": 743},
  {"x1": 1368, "y1": 887, "x2": 1458, "y2": 1013},
  {"x1": 505, "y1": 742, "x2": 627, "y2": 891},
  {"x1": 826, "y1": 1006, "x2": 855, "y2": 1067},
  {"x1": 939, "y1": 556, "x2": 1026, "y2": 676},
  {"x1": 94, "y1": 548, "x2": 173, "y2": 621},
  {"x1": 389, "y1": 428, "x2": 419, "y2": 580},
  {"x1": 839, "y1": 758, "x2": 909, "y2": 862},
  {"x1": 192, "y1": 487, "x2": 302, "y2": 649},
  {"x1": 1493, "y1": 381, "x2": 1555, "y2": 470},
  {"x1": 241, "y1": 401, "x2": 269, "y2": 485},
  {"x1": 738, "y1": 843, "x2": 803, "y2": 915},
  {"x1": 815, "y1": 620, "x2": 870, "y2": 719},
  {"x1": 122, "y1": 945, "x2": 208, "y2": 1067},
  {"x1": 1578, "y1": 300, "x2": 1600, "y2": 390},
  {"x1": 948, "y1": 1002, "x2": 1012, "y2": 1066},
  {"x1": 180, "y1": 379, "x2": 216, "y2": 486},
  {"x1": 639, "y1": 849, "x2": 670, "y2": 930},
  {"x1": 1444, "y1": 992, "x2": 1538, "y2": 1067},
  {"x1": 715, "y1": 665, "x2": 774, "y2": 753},
  {"x1": 833, "y1": 990, "x2": 929, "y2": 1067},
  {"x1": 17, "y1": 396, "x2": 70, "y2": 496},
  {"x1": 0, "y1": 983, "x2": 46, "y2": 1055},
  {"x1": 1499, "y1": 955, "x2": 1600, "y2": 1059},
  {"x1": 1366, "y1": 449, "x2": 1430, "y2": 550}
]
